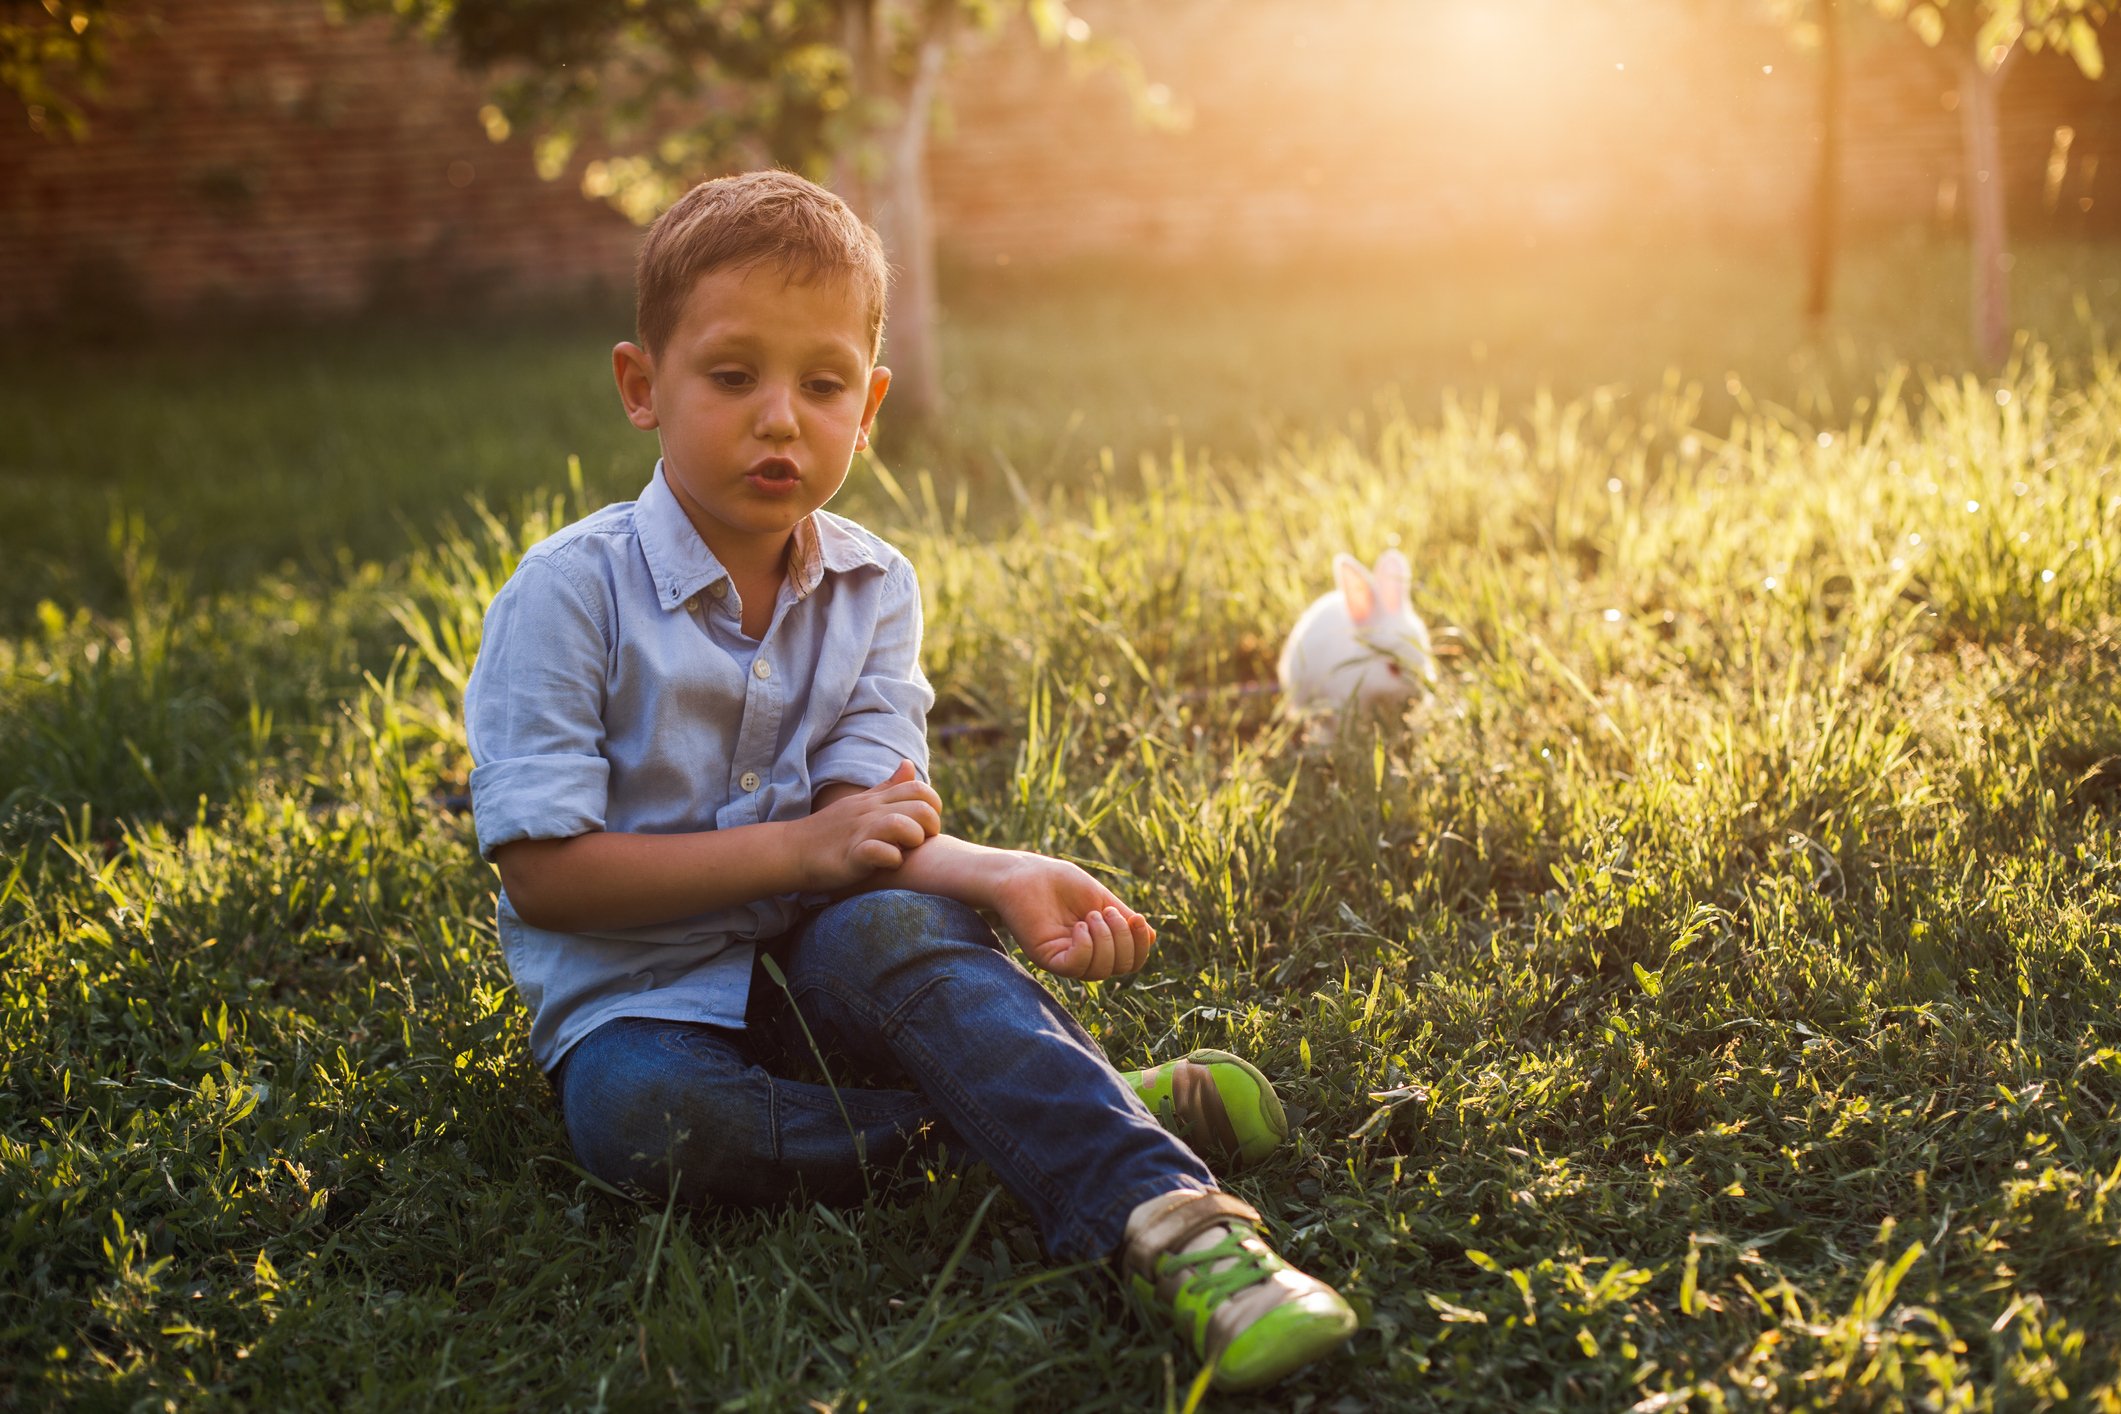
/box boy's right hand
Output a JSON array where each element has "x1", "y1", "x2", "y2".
[
  {"x1": 986, "y1": 853, "x2": 1156, "y2": 981},
  {"x1": 797, "y1": 760, "x2": 942, "y2": 892}
]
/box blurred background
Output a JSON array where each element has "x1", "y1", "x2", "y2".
[
  {"x1": 8, "y1": 0, "x2": 2117, "y2": 317},
  {"x1": 4, "y1": 0, "x2": 2117, "y2": 615}
]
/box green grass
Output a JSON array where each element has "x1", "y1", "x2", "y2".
[
  {"x1": 3, "y1": 229, "x2": 2115, "y2": 625},
  {"x1": 4, "y1": 235, "x2": 2121, "y2": 1409}
]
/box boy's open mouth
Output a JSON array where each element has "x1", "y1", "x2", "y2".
[{"x1": 747, "y1": 457, "x2": 800, "y2": 486}]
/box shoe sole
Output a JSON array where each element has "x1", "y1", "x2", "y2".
[{"x1": 1212, "y1": 1292, "x2": 1360, "y2": 1390}]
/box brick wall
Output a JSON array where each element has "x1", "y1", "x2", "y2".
[
  {"x1": 0, "y1": 0, "x2": 640, "y2": 324},
  {"x1": 928, "y1": 0, "x2": 2118, "y2": 262},
  {"x1": 3, "y1": 0, "x2": 2115, "y2": 324}
]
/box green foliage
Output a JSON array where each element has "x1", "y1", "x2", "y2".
[
  {"x1": 5, "y1": 267, "x2": 2121, "y2": 1407},
  {"x1": 0, "y1": 0, "x2": 118, "y2": 137},
  {"x1": 345, "y1": 0, "x2": 1146, "y2": 223},
  {"x1": 1870, "y1": 0, "x2": 2110, "y2": 74},
  {"x1": 1765, "y1": 0, "x2": 2109, "y2": 77}
]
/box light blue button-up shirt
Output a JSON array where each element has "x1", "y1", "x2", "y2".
[{"x1": 464, "y1": 463, "x2": 933, "y2": 1071}]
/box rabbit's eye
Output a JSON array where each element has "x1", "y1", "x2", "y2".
[{"x1": 1385, "y1": 661, "x2": 1404, "y2": 677}]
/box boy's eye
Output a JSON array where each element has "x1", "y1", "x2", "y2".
[
  {"x1": 805, "y1": 379, "x2": 847, "y2": 397},
  {"x1": 710, "y1": 370, "x2": 753, "y2": 390}
]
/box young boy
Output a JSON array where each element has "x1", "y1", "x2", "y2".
[{"x1": 463, "y1": 170, "x2": 1357, "y2": 1392}]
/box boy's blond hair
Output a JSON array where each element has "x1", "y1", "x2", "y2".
[{"x1": 635, "y1": 170, "x2": 890, "y2": 360}]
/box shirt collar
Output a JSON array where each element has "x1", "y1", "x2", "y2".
[{"x1": 636, "y1": 461, "x2": 881, "y2": 611}]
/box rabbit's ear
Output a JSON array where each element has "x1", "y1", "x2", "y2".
[
  {"x1": 1334, "y1": 553, "x2": 1377, "y2": 625},
  {"x1": 1373, "y1": 549, "x2": 1411, "y2": 613}
]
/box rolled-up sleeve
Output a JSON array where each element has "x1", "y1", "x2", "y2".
[
  {"x1": 464, "y1": 556, "x2": 613, "y2": 861},
  {"x1": 809, "y1": 560, "x2": 935, "y2": 790}
]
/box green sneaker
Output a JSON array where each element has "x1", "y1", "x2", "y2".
[
  {"x1": 1121, "y1": 1188, "x2": 1359, "y2": 1391},
  {"x1": 1121, "y1": 1049, "x2": 1288, "y2": 1169}
]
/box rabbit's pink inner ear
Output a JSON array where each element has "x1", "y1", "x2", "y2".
[
  {"x1": 1373, "y1": 551, "x2": 1410, "y2": 612},
  {"x1": 1335, "y1": 554, "x2": 1377, "y2": 625}
]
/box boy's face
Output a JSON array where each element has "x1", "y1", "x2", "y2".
[{"x1": 613, "y1": 261, "x2": 889, "y2": 568}]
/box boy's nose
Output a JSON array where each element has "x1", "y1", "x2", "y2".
[{"x1": 754, "y1": 384, "x2": 799, "y2": 441}]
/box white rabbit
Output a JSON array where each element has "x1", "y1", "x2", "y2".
[{"x1": 1276, "y1": 549, "x2": 1438, "y2": 728}]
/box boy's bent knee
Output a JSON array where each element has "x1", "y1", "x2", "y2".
[{"x1": 801, "y1": 889, "x2": 1000, "y2": 986}]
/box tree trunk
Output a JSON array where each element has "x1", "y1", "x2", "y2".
[
  {"x1": 1803, "y1": 0, "x2": 1842, "y2": 324},
  {"x1": 1956, "y1": 49, "x2": 2013, "y2": 369},
  {"x1": 832, "y1": 0, "x2": 880, "y2": 217},
  {"x1": 871, "y1": 31, "x2": 951, "y2": 425}
]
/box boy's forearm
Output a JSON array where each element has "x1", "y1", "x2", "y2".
[
  {"x1": 497, "y1": 820, "x2": 813, "y2": 933},
  {"x1": 841, "y1": 833, "x2": 1021, "y2": 912}
]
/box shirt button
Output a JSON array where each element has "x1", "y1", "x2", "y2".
[
  {"x1": 752, "y1": 659, "x2": 772, "y2": 680},
  {"x1": 685, "y1": 594, "x2": 700, "y2": 612},
  {"x1": 740, "y1": 771, "x2": 760, "y2": 791},
  {"x1": 709, "y1": 580, "x2": 730, "y2": 599}
]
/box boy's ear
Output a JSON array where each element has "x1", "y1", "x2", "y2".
[
  {"x1": 856, "y1": 365, "x2": 891, "y2": 451},
  {"x1": 613, "y1": 341, "x2": 659, "y2": 431}
]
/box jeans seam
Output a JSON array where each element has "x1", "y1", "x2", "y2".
[
  {"x1": 769, "y1": 1080, "x2": 932, "y2": 1126},
  {"x1": 785, "y1": 969, "x2": 948, "y2": 1038},
  {"x1": 877, "y1": 970, "x2": 952, "y2": 1033},
  {"x1": 893, "y1": 1026, "x2": 1069, "y2": 1214},
  {"x1": 798, "y1": 973, "x2": 1069, "y2": 1216},
  {"x1": 765, "y1": 1072, "x2": 783, "y2": 1165}
]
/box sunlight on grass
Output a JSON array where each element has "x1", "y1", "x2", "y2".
[
  {"x1": 2, "y1": 234, "x2": 2115, "y2": 628},
  {"x1": 3, "y1": 318, "x2": 2119, "y2": 1406}
]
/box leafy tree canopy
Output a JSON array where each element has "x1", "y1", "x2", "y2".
[
  {"x1": 1889, "y1": 0, "x2": 2107, "y2": 74},
  {"x1": 4, "y1": 0, "x2": 120, "y2": 137},
  {"x1": 1769, "y1": 0, "x2": 2108, "y2": 74},
  {"x1": 340, "y1": 0, "x2": 1161, "y2": 224}
]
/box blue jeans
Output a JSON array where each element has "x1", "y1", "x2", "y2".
[{"x1": 554, "y1": 890, "x2": 1217, "y2": 1262}]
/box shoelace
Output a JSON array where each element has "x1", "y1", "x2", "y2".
[{"x1": 1156, "y1": 1227, "x2": 1284, "y2": 1312}]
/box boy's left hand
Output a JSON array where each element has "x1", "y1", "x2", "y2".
[{"x1": 989, "y1": 855, "x2": 1156, "y2": 981}]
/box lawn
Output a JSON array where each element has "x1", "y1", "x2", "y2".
[{"x1": 3, "y1": 233, "x2": 2120, "y2": 1410}]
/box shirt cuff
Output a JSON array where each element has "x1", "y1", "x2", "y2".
[
  {"x1": 470, "y1": 754, "x2": 611, "y2": 861},
  {"x1": 810, "y1": 733, "x2": 928, "y2": 793}
]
